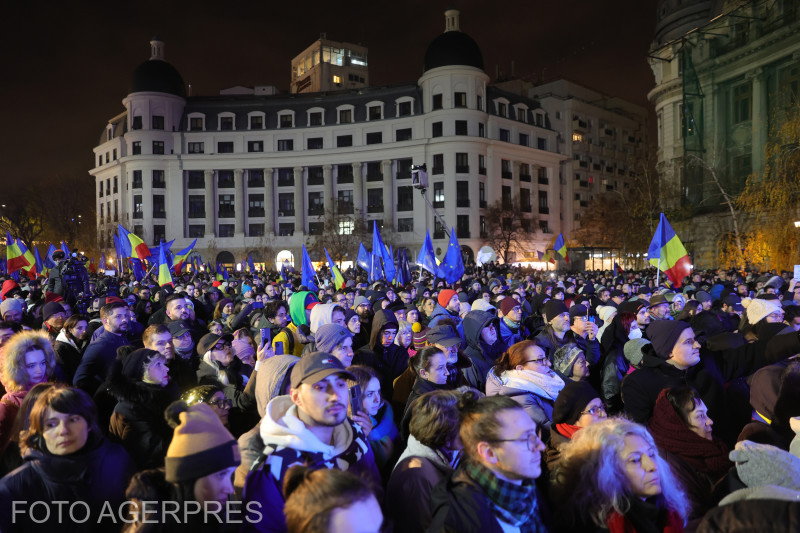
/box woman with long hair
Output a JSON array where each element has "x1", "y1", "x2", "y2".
[
  {"x1": 53, "y1": 313, "x2": 90, "y2": 384},
  {"x1": 0, "y1": 331, "x2": 56, "y2": 454},
  {"x1": 551, "y1": 418, "x2": 688, "y2": 533},
  {"x1": 0, "y1": 384, "x2": 135, "y2": 531},
  {"x1": 485, "y1": 339, "x2": 565, "y2": 438}
]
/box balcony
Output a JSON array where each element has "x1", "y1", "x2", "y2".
[
  {"x1": 307, "y1": 175, "x2": 324, "y2": 186},
  {"x1": 337, "y1": 174, "x2": 353, "y2": 184},
  {"x1": 367, "y1": 204, "x2": 384, "y2": 213},
  {"x1": 502, "y1": 202, "x2": 513, "y2": 211},
  {"x1": 218, "y1": 208, "x2": 235, "y2": 218},
  {"x1": 153, "y1": 210, "x2": 166, "y2": 219},
  {"x1": 519, "y1": 173, "x2": 531, "y2": 182},
  {"x1": 433, "y1": 200, "x2": 444, "y2": 209},
  {"x1": 457, "y1": 230, "x2": 471, "y2": 238},
  {"x1": 539, "y1": 206, "x2": 549, "y2": 215},
  {"x1": 578, "y1": 161, "x2": 588, "y2": 168},
  {"x1": 538, "y1": 176, "x2": 549, "y2": 185},
  {"x1": 188, "y1": 210, "x2": 205, "y2": 219},
  {"x1": 248, "y1": 207, "x2": 265, "y2": 217},
  {"x1": 479, "y1": 200, "x2": 487, "y2": 208},
  {"x1": 338, "y1": 203, "x2": 354, "y2": 215},
  {"x1": 132, "y1": 180, "x2": 143, "y2": 190},
  {"x1": 152, "y1": 180, "x2": 166, "y2": 189},
  {"x1": 502, "y1": 171, "x2": 512, "y2": 180},
  {"x1": 397, "y1": 202, "x2": 413, "y2": 212},
  {"x1": 278, "y1": 210, "x2": 295, "y2": 217},
  {"x1": 457, "y1": 198, "x2": 470, "y2": 208},
  {"x1": 479, "y1": 166, "x2": 486, "y2": 175},
  {"x1": 248, "y1": 177, "x2": 265, "y2": 188},
  {"x1": 187, "y1": 177, "x2": 204, "y2": 189},
  {"x1": 277, "y1": 176, "x2": 294, "y2": 187},
  {"x1": 308, "y1": 206, "x2": 324, "y2": 216},
  {"x1": 133, "y1": 211, "x2": 143, "y2": 219},
  {"x1": 521, "y1": 204, "x2": 532, "y2": 213},
  {"x1": 456, "y1": 165, "x2": 470, "y2": 173},
  {"x1": 366, "y1": 171, "x2": 383, "y2": 182}
]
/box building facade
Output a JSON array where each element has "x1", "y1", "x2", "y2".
[
  {"x1": 90, "y1": 11, "x2": 639, "y2": 268},
  {"x1": 648, "y1": 0, "x2": 800, "y2": 265}
]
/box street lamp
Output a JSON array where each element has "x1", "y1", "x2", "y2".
[{"x1": 794, "y1": 221, "x2": 800, "y2": 228}]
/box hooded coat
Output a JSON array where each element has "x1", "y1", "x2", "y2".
[
  {"x1": 241, "y1": 396, "x2": 380, "y2": 533},
  {"x1": 462, "y1": 311, "x2": 508, "y2": 392},
  {"x1": 272, "y1": 291, "x2": 314, "y2": 357},
  {"x1": 353, "y1": 310, "x2": 409, "y2": 399},
  {"x1": 428, "y1": 303, "x2": 464, "y2": 339}
]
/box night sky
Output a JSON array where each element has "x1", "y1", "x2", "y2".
[{"x1": 0, "y1": 0, "x2": 658, "y2": 189}]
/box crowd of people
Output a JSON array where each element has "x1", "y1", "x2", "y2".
[{"x1": 1, "y1": 259, "x2": 800, "y2": 532}]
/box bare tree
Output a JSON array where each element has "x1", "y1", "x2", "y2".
[
  {"x1": 308, "y1": 207, "x2": 369, "y2": 265},
  {"x1": 483, "y1": 197, "x2": 537, "y2": 264},
  {"x1": 0, "y1": 184, "x2": 45, "y2": 248}
]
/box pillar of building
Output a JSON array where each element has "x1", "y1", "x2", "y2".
[
  {"x1": 750, "y1": 68, "x2": 767, "y2": 174},
  {"x1": 352, "y1": 162, "x2": 364, "y2": 215},
  {"x1": 233, "y1": 169, "x2": 244, "y2": 237},
  {"x1": 204, "y1": 170, "x2": 215, "y2": 238},
  {"x1": 264, "y1": 168, "x2": 275, "y2": 236},
  {"x1": 323, "y1": 164, "x2": 333, "y2": 213},
  {"x1": 294, "y1": 167, "x2": 304, "y2": 234},
  {"x1": 381, "y1": 160, "x2": 393, "y2": 229}
]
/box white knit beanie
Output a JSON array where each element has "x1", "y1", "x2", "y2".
[{"x1": 745, "y1": 298, "x2": 781, "y2": 325}]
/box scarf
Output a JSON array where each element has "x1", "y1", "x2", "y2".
[
  {"x1": 555, "y1": 423, "x2": 581, "y2": 440},
  {"x1": 501, "y1": 368, "x2": 565, "y2": 400},
  {"x1": 648, "y1": 391, "x2": 731, "y2": 476},
  {"x1": 464, "y1": 461, "x2": 547, "y2": 533},
  {"x1": 606, "y1": 497, "x2": 684, "y2": 533},
  {"x1": 503, "y1": 317, "x2": 521, "y2": 330}
]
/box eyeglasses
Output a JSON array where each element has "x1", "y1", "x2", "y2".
[
  {"x1": 213, "y1": 343, "x2": 232, "y2": 350},
  {"x1": 208, "y1": 398, "x2": 233, "y2": 410},
  {"x1": 580, "y1": 404, "x2": 607, "y2": 416},
  {"x1": 523, "y1": 357, "x2": 550, "y2": 366},
  {"x1": 492, "y1": 431, "x2": 543, "y2": 452}
]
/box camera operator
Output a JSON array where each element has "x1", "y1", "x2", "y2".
[{"x1": 46, "y1": 250, "x2": 67, "y2": 297}]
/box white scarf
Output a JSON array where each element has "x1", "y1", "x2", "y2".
[{"x1": 500, "y1": 368, "x2": 565, "y2": 400}]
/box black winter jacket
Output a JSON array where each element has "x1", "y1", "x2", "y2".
[{"x1": 462, "y1": 310, "x2": 507, "y2": 393}]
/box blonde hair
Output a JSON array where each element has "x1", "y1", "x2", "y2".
[
  {"x1": 1, "y1": 330, "x2": 56, "y2": 392},
  {"x1": 551, "y1": 417, "x2": 688, "y2": 528}
]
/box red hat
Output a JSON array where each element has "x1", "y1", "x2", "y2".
[
  {"x1": 306, "y1": 301, "x2": 319, "y2": 311},
  {"x1": 1, "y1": 280, "x2": 19, "y2": 301},
  {"x1": 212, "y1": 281, "x2": 222, "y2": 287},
  {"x1": 438, "y1": 289, "x2": 458, "y2": 308},
  {"x1": 44, "y1": 292, "x2": 64, "y2": 304}
]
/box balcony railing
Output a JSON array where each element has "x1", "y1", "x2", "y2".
[
  {"x1": 479, "y1": 167, "x2": 486, "y2": 175},
  {"x1": 278, "y1": 209, "x2": 295, "y2": 217},
  {"x1": 433, "y1": 200, "x2": 444, "y2": 209},
  {"x1": 367, "y1": 204, "x2": 384, "y2": 213},
  {"x1": 308, "y1": 206, "x2": 324, "y2": 216},
  {"x1": 366, "y1": 171, "x2": 383, "y2": 182},
  {"x1": 539, "y1": 206, "x2": 549, "y2": 215},
  {"x1": 397, "y1": 203, "x2": 413, "y2": 212},
  {"x1": 218, "y1": 209, "x2": 235, "y2": 218},
  {"x1": 479, "y1": 200, "x2": 487, "y2": 208},
  {"x1": 456, "y1": 165, "x2": 469, "y2": 173},
  {"x1": 501, "y1": 171, "x2": 512, "y2": 180},
  {"x1": 521, "y1": 205, "x2": 532, "y2": 213},
  {"x1": 188, "y1": 210, "x2": 205, "y2": 219},
  {"x1": 133, "y1": 211, "x2": 143, "y2": 219},
  {"x1": 248, "y1": 207, "x2": 265, "y2": 217},
  {"x1": 457, "y1": 230, "x2": 470, "y2": 238},
  {"x1": 457, "y1": 199, "x2": 470, "y2": 208},
  {"x1": 538, "y1": 176, "x2": 549, "y2": 185},
  {"x1": 307, "y1": 175, "x2": 324, "y2": 186},
  {"x1": 519, "y1": 173, "x2": 531, "y2": 182},
  {"x1": 338, "y1": 203, "x2": 354, "y2": 215}
]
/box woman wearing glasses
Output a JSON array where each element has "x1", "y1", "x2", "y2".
[
  {"x1": 544, "y1": 380, "x2": 607, "y2": 474},
  {"x1": 178, "y1": 384, "x2": 233, "y2": 428},
  {"x1": 550, "y1": 418, "x2": 688, "y2": 533},
  {"x1": 485, "y1": 340, "x2": 565, "y2": 440}
]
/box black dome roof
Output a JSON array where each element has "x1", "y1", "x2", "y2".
[
  {"x1": 130, "y1": 59, "x2": 186, "y2": 98},
  {"x1": 423, "y1": 31, "x2": 484, "y2": 72}
]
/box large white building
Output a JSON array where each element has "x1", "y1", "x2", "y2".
[
  {"x1": 90, "y1": 11, "x2": 639, "y2": 268},
  {"x1": 647, "y1": 0, "x2": 800, "y2": 265}
]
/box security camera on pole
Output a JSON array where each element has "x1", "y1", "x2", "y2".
[{"x1": 411, "y1": 163, "x2": 449, "y2": 239}]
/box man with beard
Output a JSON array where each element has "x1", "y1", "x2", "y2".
[
  {"x1": 352, "y1": 295, "x2": 372, "y2": 350},
  {"x1": 73, "y1": 301, "x2": 133, "y2": 395},
  {"x1": 242, "y1": 352, "x2": 381, "y2": 531}
]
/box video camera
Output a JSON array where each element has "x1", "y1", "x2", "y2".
[{"x1": 411, "y1": 164, "x2": 428, "y2": 191}]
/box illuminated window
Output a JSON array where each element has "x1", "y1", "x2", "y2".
[
  {"x1": 572, "y1": 133, "x2": 583, "y2": 142},
  {"x1": 333, "y1": 75, "x2": 341, "y2": 84},
  {"x1": 338, "y1": 220, "x2": 354, "y2": 235}
]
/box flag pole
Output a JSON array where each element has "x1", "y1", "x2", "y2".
[{"x1": 655, "y1": 213, "x2": 662, "y2": 288}]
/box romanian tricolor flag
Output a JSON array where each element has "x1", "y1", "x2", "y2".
[
  {"x1": 648, "y1": 213, "x2": 692, "y2": 287},
  {"x1": 157, "y1": 245, "x2": 173, "y2": 287},
  {"x1": 118, "y1": 224, "x2": 151, "y2": 261},
  {"x1": 325, "y1": 248, "x2": 345, "y2": 290},
  {"x1": 16, "y1": 238, "x2": 37, "y2": 277},
  {"x1": 6, "y1": 232, "x2": 30, "y2": 274},
  {"x1": 554, "y1": 233, "x2": 569, "y2": 263},
  {"x1": 172, "y1": 239, "x2": 197, "y2": 275}
]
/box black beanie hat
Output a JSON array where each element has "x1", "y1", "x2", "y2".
[
  {"x1": 542, "y1": 299, "x2": 569, "y2": 322},
  {"x1": 120, "y1": 348, "x2": 162, "y2": 381},
  {"x1": 647, "y1": 320, "x2": 691, "y2": 360},
  {"x1": 552, "y1": 381, "x2": 601, "y2": 425}
]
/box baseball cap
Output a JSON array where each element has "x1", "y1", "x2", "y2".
[
  {"x1": 723, "y1": 294, "x2": 744, "y2": 312},
  {"x1": 167, "y1": 320, "x2": 192, "y2": 338},
  {"x1": 290, "y1": 351, "x2": 355, "y2": 389},
  {"x1": 197, "y1": 332, "x2": 233, "y2": 355},
  {"x1": 426, "y1": 324, "x2": 462, "y2": 347}
]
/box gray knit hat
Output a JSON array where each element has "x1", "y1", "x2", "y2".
[
  {"x1": 730, "y1": 440, "x2": 800, "y2": 491},
  {"x1": 553, "y1": 343, "x2": 584, "y2": 378},
  {"x1": 623, "y1": 338, "x2": 651, "y2": 367}
]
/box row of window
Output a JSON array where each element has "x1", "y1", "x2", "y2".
[
  {"x1": 97, "y1": 148, "x2": 119, "y2": 167},
  {"x1": 98, "y1": 176, "x2": 119, "y2": 197}
]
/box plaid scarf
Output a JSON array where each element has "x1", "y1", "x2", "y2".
[{"x1": 464, "y1": 461, "x2": 547, "y2": 532}]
